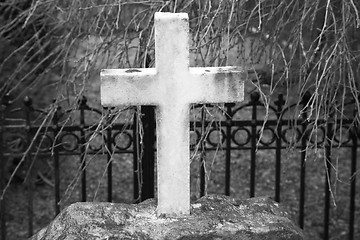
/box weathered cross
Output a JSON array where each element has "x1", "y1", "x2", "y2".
[{"x1": 101, "y1": 12, "x2": 244, "y2": 217}]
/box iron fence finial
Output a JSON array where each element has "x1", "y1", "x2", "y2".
[
  {"x1": 23, "y1": 96, "x2": 33, "y2": 108},
  {"x1": 250, "y1": 92, "x2": 260, "y2": 102}
]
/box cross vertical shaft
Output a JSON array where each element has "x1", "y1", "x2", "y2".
[{"x1": 154, "y1": 13, "x2": 191, "y2": 216}]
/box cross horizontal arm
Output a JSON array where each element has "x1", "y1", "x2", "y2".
[
  {"x1": 188, "y1": 67, "x2": 245, "y2": 104},
  {"x1": 101, "y1": 68, "x2": 159, "y2": 106}
]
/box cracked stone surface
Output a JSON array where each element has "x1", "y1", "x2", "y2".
[{"x1": 31, "y1": 195, "x2": 304, "y2": 240}]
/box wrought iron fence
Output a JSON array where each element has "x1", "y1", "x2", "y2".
[{"x1": 0, "y1": 92, "x2": 359, "y2": 240}]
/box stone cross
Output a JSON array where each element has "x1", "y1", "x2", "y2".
[{"x1": 101, "y1": 12, "x2": 244, "y2": 217}]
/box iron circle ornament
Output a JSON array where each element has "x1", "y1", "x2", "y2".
[
  {"x1": 87, "y1": 132, "x2": 104, "y2": 152},
  {"x1": 308, "y1": 126, "x2": 326, "y2": 145},
  {"x1": 113, "y1": 131, "x2": 133, "y2": 150},
  {"x1": 59, "y1": 132, "x2": 79, "y2": 152},
  {"x1": 232, "y1": 127, "x2": 251, "y2": 146},
  {"x1": 333, "y1": 125, "x2": 352, "y2": 145},
  {"x1": 207, "y1": 128, "x2": 226, "y2": 147},
  {"x1": 190, "y1": 130, "x2": 201, "y2": 148},
  {"x1": 4, "y1": 132, "x2": 26, "y2": 153},
  {"x1": 35, "y1": 133, "x2": 53, "y2": 152},
  {"x1": 258, "y1": 127, "x2": 276, "y2": 146},
  {"x1": 282, "y1": 126, "x2": 302, "y2": 145}
]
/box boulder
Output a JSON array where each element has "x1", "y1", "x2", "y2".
[{"x1": 31, "y1": 195, "x2": 304, "y2": 240}]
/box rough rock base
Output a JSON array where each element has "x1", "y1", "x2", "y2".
[{"x1": 31, "y1": 195, "x2": 304, "y2": 240}]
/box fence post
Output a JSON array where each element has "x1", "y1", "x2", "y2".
[
  {"x1": 199, "y1": 106, "x2": 206, "y2": 197},
  {"x1": 52, "y1": 103, "x2": 61, "y2": 215},
  {"x1": 79, "y1": 96, "x2": 87, "y2": 202},
  {"x1": 105, "y1": 109, "x2": 113, "y2": 203},
  {"x1": 133, "y1": 50, "x2": 155, "y2": 202},
  {"x1": 349, "y1": 122, "x2": 357, "y2": 240},
  {"x1": 250, "y1": 92, "x2": 259, "y2": 197},
  {"x1": 225, "y1": 103, "x2": 234, "y2": 196},
  {"x1": 133, "y1": 106, "x2": 155, "y2": 202},
  {"x1": 274, "y1": 94, "x2": 284, "y2": 202},
  {"x1": 23, "y1": 96, "x2": 34, "y2": 237},
  {"x1": 0, "y1": 93, "x2": 11, "y2": 240},
  {"x1": 140, "y1": 106, "x2": 155, "y2": 201},
  {"x1": 133, "y1": 109, "x2": 140, "y2": 202},
  {"x1": 299, "y1": 91, "x2": 310, "y2": 229},
  {"x1": 324, "y1": 112, "x2": 333, "y2": 240}
]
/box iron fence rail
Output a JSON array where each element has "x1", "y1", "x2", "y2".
[{"x1": 0, "y1": 92, "x2": 359, "y2": 240}]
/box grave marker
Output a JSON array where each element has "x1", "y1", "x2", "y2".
[{"x1": 101, "y1": 12, "x2": 245, "y2": 216}]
